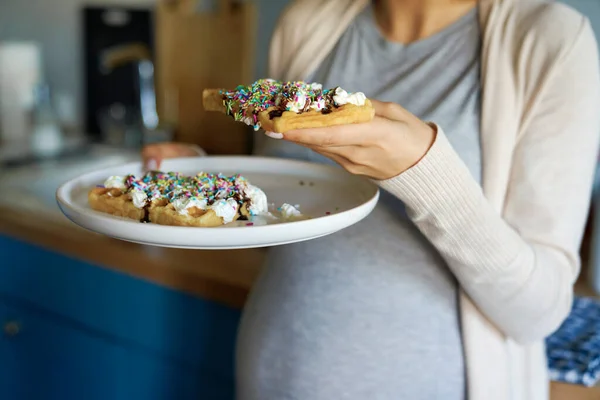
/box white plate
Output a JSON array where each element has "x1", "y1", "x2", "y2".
[{"x1": 56, "y1": 156, "x2": 380, "y2": 249}]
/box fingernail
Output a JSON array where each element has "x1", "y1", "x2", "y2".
[
  {"x1": 146, "y1": 159, "x2": 157, "y2": 171},
  {"x1": 265, "y1": 131, "x2": 284, "y2": 139}
]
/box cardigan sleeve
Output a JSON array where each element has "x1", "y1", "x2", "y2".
[
  {"x1": 266, "y1": 0, "x2": 323, "y2": 80},
  {"x1": 266, "y1": 10, "x2": 286, "y2": 80},
  {"x1": 378, "y1": 17, "x2": 600, "y2": 344}
]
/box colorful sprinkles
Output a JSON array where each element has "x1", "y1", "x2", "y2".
[
  {"x1": 119, "y1": 171, "x2": 251, "y2": 208},
  {"x1": 219, "y1": 79, "x2": 340, "y2": 130}
]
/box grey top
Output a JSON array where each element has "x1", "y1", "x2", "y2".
[{"x1": 238, "y1": 5, "x2": 481, "y2": 400}]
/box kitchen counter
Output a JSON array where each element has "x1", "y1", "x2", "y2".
[{"x1": 0, "y1": 144, "x2": 265, "y2": 308}]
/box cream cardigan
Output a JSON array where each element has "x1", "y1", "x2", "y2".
[{"x1": 266, "y1": 0, "x2": 600, "y2": 399}]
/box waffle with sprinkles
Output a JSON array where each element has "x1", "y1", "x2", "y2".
[
  {"x1": 88, "y1": 171, "x2": 269, "y2": 227},
  {"x1": 202, "y1": 79, "x2": 375, "y2": 133}
]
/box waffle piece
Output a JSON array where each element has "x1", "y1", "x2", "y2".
[
  {"x1": 202, "y1": 79, "x2": 375, "y2": 133},
  {"x1": 88, "y1": 187, "x2": 146, "y2": 221},
  {"x1": 149, "y1": 199, "x2": 240, "y2": 227},
  {"x1": 88, "y1": 171, "x2": 267, "y2": 227}
]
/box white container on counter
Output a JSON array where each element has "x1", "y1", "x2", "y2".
[{"x1": 0, "y1": 41, "x2": 42, "y2": 144}]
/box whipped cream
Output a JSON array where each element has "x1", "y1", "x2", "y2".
[
  {"x1": 130, "y1": 189, "x2": 148, "y2": 209},
  {"x1": 172, "y1": 196, "x2": 208, "y2": 215},
  {"x1": 241, "y1": 116, "x2": 254, "y2": 126},
  {"x1": 104, "y1": 175, "x2": 126, "y2": 189},
  {"x1": 279, "y1": 203, "x2": 303, "y2": 220},
  {"x1": 210, "y1": 198, "x2": 239, "y2": 223},
  {"x1": 244, "y1": 184, "x2": 268, "y2": 215},
  {"x1": 312, "y1": 97, "x2": 326, "y2": 111},
  {"x1": 285, "y1": 92, "x2": 308, "y2": 113},
  {"x1": 215, "y1": 188, "x2": 230, "y2": 199},
  {"x1": 280, "y1": 83, "x2": 327, "y2": 113},
  {"x1": 332, "y1": 87, "x2": 367, "y2": 107}
]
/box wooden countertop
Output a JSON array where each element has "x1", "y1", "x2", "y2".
[
  {"x1": 0, "y1": 203, "x2": 264, "y2": 309},
  {"x1": 551, "y1": 382, "x2": 600, "y2": 400}
]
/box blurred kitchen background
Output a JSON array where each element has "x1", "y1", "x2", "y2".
[
  {"x1": 0, "y1": 0, "x2": 292, "y2": 166},
  {"x1": 2, "y1": 1, "x2": 600, "y2": 400}
]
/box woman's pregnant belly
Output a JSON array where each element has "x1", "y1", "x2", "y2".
[{"x1": 236, "y1": 192, "x2": 465, "y2": 400}]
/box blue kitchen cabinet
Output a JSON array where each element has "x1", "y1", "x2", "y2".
[
  {"x1": 0, "y1": 234, "x2": 242, "y2": 400},
  {"x1": 1, "y1": 297, "x2": 122, "y2": 400}
]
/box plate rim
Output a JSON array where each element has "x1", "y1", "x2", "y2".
[{"x1": 55, "y1": 155, "x2": 380, "y2": 246}]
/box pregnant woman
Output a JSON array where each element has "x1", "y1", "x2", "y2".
[{"x1": 143, "y1": 0, "x2": 600, "y2": 399}]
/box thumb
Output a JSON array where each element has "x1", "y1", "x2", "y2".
[
  {"x1": 145, "y1": 158, "x2": 160, "y2": 171},
  {"x1": 141, "y1": 146, "x2": 162, "y2": 170},
  {"x1": 370, "y1": 99, "x2": 410, "y2": 122}
]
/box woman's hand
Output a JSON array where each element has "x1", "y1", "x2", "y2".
[
  {"x1": 141, "y1": 142, "x2": 207, "y2": 170},
  {"x1": 280, "y1": 100, "x2": 437, "y2": 180}
]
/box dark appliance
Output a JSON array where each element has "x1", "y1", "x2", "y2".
[{"x1": 82, "y1": 6, "x2": 154, "y2": 140}]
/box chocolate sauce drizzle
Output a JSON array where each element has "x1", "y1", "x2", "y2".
[
  {"x1": 266, "y1": 83, "x2": 340, "y2": 120},
  {"x1": 142, "y1": 204, "x2": 151, "y2": 223},
  {"x1": 221, "y1": 94, "x2": 229, "y2": 116},
  {"x1": 268, "y1": 109, "x2": 285, "y2": 119}
]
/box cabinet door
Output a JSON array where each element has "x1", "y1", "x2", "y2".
[
  {"x1": 0, "y1": 299, "x2": 234, "y2": 400},
  {"x1": 1, "y1": 299, "x2": 121, "y2": 400},
  {"x1": 0, "y1": 234, "x2": 240, "y2": 377},
  {"x1": 114, "y1": 346, "x2": 234, "y2": 400}
]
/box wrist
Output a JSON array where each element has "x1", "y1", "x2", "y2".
[
  {"x1": 417, "y1": 122, "x2": 438, "y2": 161},
  {"x1": 402, "y1": 121, "x2": 438, "y2": 174}
]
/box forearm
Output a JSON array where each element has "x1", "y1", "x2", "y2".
[{"x1": 378, "y1": 129, "x2": 577, "y2": 343}]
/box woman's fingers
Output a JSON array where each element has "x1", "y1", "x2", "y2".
[
  {"x1": 308, "y1": 146, "x2": 352, "y2": 167},
  {"x1": 370, "y1": 99, "x2": 410, "y2": 121},
  {"x1": 141, "y1": 143, "x2": 205, "y2": 170},
  {"x1": 371, "y1": 99, "x2": 430, "y2": 133},
  {"x1": 308, "y1": 145, "x2": 369, "y2": 176},
  {"x1": 272, "y1": 102, "x2": 412, "y2": 147},
  {"x1": 283, "y1": 116, "x2": 390, "y2": 147},
  {"x1": 141, "y1": 144, "x2": 164, "y2": 169},
  {"x1": 283, "y1": 124, "x2": 365, "y2": 146}
]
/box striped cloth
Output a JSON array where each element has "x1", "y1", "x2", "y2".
[{"x1": 546, "y1": 296, "x2": 600, "y2": 387}]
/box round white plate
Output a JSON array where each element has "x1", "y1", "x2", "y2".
[{"x1": 56, "y1": 156, "x2": 380, "y2": 249}]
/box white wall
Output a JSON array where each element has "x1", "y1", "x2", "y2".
[{"x1": 562, "y1": 0, "x2": 600, "y2": 47}]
